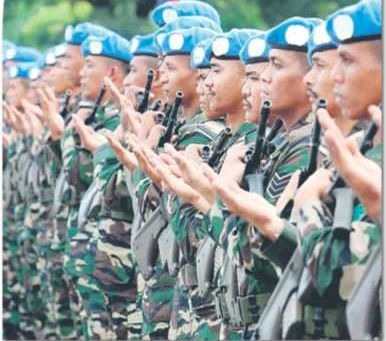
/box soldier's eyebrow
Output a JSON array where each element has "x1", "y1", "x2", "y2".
[
  {"x1": 269, "y1": 56, "x2": 282, "y2": 64},
  {"x1": 338, "y1": 50, "x2": 354, "y2": 61},
  {"x1": 210, "y1": 61, "x2": 221, "y2": 69}
]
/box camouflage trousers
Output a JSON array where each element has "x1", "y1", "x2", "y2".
[
  {"x1": 168, "y1": 273, "x2": 221, "y2": 340},
  {"x1": 80, "y1": 218, "x2": 143, "y2": 339},
  {"x1": 141, "y1": 264, "x2": 176, "y2": 340},
  {"x1": 17, "y1": 201, "x2": 46, "y2": 338},
  {"x1": 168, "y1": 277, "x2": 194, "y2": 340},
  {"x1": 63, "y1": 205, "x2": 94, "y2": 340},
  {"x1": 189, "y1": 287, "x2": 221, "y2": 340},
  {"x1": 3, "y1": 212, "x2": 23, "y2": 339}
]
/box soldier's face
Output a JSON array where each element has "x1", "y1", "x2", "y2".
[
  {"x1": 242, "y1": 62, "x2": 268, "y2": 123},
  {"x1": 80, "y1": 56, "x2": 111, "y2": 101},
  {"x1": 61, "y1": 44, "x2": 84, "y2": 88},
  {"x1": 196, "y1": 68, "x2": 212, "y2": 116},
  {"x1": 261, "y1": 49, "x2": 309, "y2": 115},
  {"x1": 5, "y1": 78, "x2": 28, "y2": 107},
  {"x1": 303, "y1": 49, "x2": 340, "y2": 117},
  {"x1": 124, "y1": 56, "x2": 150, "y2": 90},
  {"x1": 332, "y1": 41, "x2": 381, "y2": 120},
  {"x1": 205, "y1": 58, "x2": 245, "y2": 116},
  {"x1": 47, "y1": 61, "x2": 73, "y2": 95},
  {"x1": 159, "y1": 55, "x2": 198, "y2": 103}
]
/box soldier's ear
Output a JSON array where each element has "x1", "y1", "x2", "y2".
[{"x1": 108, "y1": 65, "x2": 120, "y2": 82}]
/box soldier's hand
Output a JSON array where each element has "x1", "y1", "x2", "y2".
[
  {"x1": 21, "y1": 99, "x2": 44, "y2": 121},
  {"x1": 132, "y1": 144, "x2": 162, "y2": 185},
  {"x1": 208, "y1": 171, "x2": 284, "y2": 241},
  {"x1": 165, "y1": 143, "x2": 215, "y2": 203},
  {"x1": 104, "y1": 76, "x2": 124, "y2": 107},
  {"x1": 219, "y1": 143, "x2": 247, "y2": 184},
  {"x1": 145, "y1": 124, "x2": 166, "y2": 149},
  {"x1": 154, "y1": 155, "x2": 210, "y2": 212},
  {"x1": 72, "y1": 115, "x2": 106, "y2": 152},
  {"x1": 184, "y1": 144, "x2": 203, "y2": 163},
  {"x1": 125, "y1": 84, "x2": 154, "y2": 110},
  {"x1": 37, "y1": 87, "x2": 59, "y2": 121},
  {"x1": 294, "y1": 168, "x2": 333, "y2": 210},
  {"x1": 318, "y1": 107, "x2": 381, "y2": 220},
  {"x1": 10, "y1": 106, "x2": 30, "y2": 135},
  {"x1": 275, "y1": 170, "x2": 301, "y2": 214},
  {"x1": 138, "y1": 110, "x2": 160, "y2": 140},
  {"x1": 104, "y1": 131, "x2": 138, "y2": 170}
]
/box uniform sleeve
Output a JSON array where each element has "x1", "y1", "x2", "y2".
[{"x1": 259, "y1": 219, "x2": 298, "y2": 270}]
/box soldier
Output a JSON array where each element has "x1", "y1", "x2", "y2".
[
  {"x1": 154, "y1": 29, "x2": 268, "y2": 340},
  {"x1": 3, "y1": 60, "x2": 40, "y2": 340},
  {"x1": 68, "y1": 31, "x2": 131, "y2": 339},
  {"x1": 204, "y1": 0, "x2": 382, "y2": 339}
]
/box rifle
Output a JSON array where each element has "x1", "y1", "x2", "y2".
[
  {"x1": 59, "y1": 90, "x2": 72, "y2": 118},
  {"x1": 255, "y1": 249, "x2": 304, "y2": 340},
  {"x1": 262, "y1": 118, "x2": 283, "y2": 156},
  {"x1": 201, "y1": 127, "x2": 232, "y2": 167},
  {"x1": 132, "y1": 207, "x2": 168, "y2": 280},
  {"x1": 137, "y1": 69, "x2": 155, "y2": 113},
  {"x1": 157, "y1": 91, "x2": 184, "y2": 148},
  {"x1": 150, "y1": 99, "x2": 162, "y2": 111},
  {"x1": 84, "y1": 84, "x2": 107, "y2": 125},
  {"x1": 346, "y1": 244, "x2": 381, "y2": 340},
  {"x1": 280, "y1": 99, "x2": 326, "y2": 219},
  {"x1": 241, "y1": 99, "x2": 272, "y2": 194}
]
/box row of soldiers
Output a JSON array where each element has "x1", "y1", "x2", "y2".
[{"x1": 2, "y1": 0, "x2": 382, "y2": 339}]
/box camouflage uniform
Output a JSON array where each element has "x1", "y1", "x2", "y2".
[
  {"x1": 3, "y1": 137, "x2": 24, "y2": 339},
  {"x1": 251, "y1": 139, "x2": 382, "y2": 339},
  {"x1": 81, "y1": 140, "x2": 143, "y2": 340},
  {"x1": 66, "y1": 102, "x2": 124, "y2": 339},
  {"x1": 60, "y1": 100, "x2": 102, "y2": 338},
  {"x1": 203, "y1": 115, "x2": 315, "y2": 339},
  {"x1": 132, "y1": 112, "x2": 223, "y2": 340}
]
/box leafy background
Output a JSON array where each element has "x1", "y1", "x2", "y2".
[{"x1": 4, "y1": 0, "x2": 357, "y2": 51}]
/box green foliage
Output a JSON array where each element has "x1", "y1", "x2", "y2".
[{"x1": 4, "y1": 0, "x2": 358, "y2": 51}]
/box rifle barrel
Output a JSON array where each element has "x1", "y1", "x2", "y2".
[
  {"x1": 138, "y1": 69, "x2": 155, "y2": 113},
  {"x1": 84, "y1": 84, "x2": 107, "y2": 125}
]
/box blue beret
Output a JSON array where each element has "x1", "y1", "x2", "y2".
[
  {"x1": 4, "y1": 46, "x2": 41, "y2": 63},
  {"x1": 190, "y1": 37, "x2": 215, "y2": 69},
  {"x1": 81, "y1": 33, "x2": 132, "y2": 63},
  {"x1": 65, "y1": 22, "x2": 112, "y2": 45},
  {"x1": 28, "y1": 62, "x2": 45, "y2": 81},
  {"x1": 44, "y1": 44, "x2": 67, "y2": 67},
  {"x1": 161, "y1": 27, "x2": 217, "y2": 56},
  {"x1": 326, "y1": 0, "x2": 381, "y2": 44},
  {"x1": 8, "y1": 62, "x2": 36, "y2": 79},
  {"x1": 266, "y1": 17, "x2": 322, "y2": 52},
  {"x1": 239, "y1": 31, "x2": 270, "y2": 64},
  {"x1": 307, "y1": 21, "x2": 337, "y2": 64},
  {"x1": 151, "y1": 0, "x2": 221, "y2": 27},
  {"x1": 130, "y1": 33, "x2": 160, "y2": 57},
  {"x1": 155, "y1": 15, "x2": 223, "y2": 48},
  {"x1": 211, "y1": 29, "x2": 258, "y2": 60},
  {"x1": 2, "y1": 41, "x2": 15, "y2": 63}
]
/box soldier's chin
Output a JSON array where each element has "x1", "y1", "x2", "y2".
[{"x1": 341, "y1": 106, "x2": 363, "y2": 120}]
